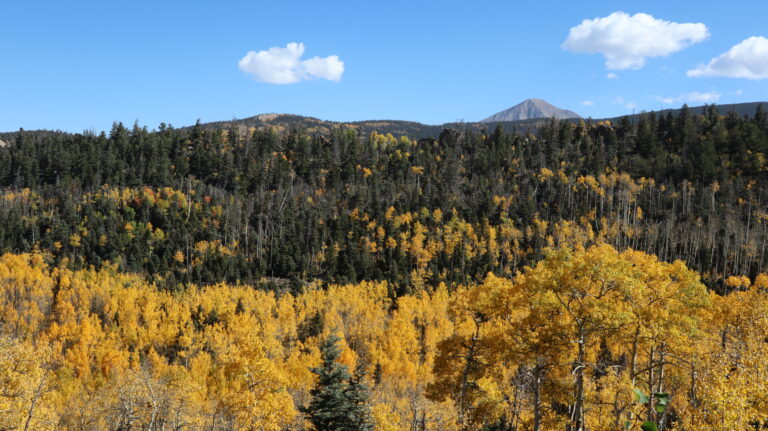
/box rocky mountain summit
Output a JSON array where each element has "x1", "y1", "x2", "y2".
[{"x1": 481, "y1": 98, "x2": 581, "y2": 122}]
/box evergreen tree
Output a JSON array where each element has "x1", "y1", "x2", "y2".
[
  {"x1": 345, "y1": 362, "x2": 374, "y2": 431},
  {"x1": 305, "y1": 333, "x2": 373, "y2": 431}
]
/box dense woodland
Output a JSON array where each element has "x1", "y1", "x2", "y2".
[
  {"x1": 1, "y1": 104, "x2": 767, "y2": 291},
  {"x1": 1, "y1": 104, "x2": 768, "y2": 430},
  {"x1": 1, "y1": 247, "x2": 767, "y2": 430}
]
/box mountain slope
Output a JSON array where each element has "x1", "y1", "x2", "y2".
[
  {"x1": 481, "y1": 98, "x2": 580, "y2": 122},
  {"x1": 197, "y1": 114, "x2": 451, "y2": 139},
  {"x1": 606, "y1": 101, "x2": 768, "y2": 122}
]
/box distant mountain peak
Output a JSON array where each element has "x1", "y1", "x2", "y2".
[{"x1": 481, "y1": 99, "x2": 580, "y2": 122}]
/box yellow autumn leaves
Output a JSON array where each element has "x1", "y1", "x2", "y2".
[{"x1": 0, "y1": 245, "x2": 767, "y2": 430}]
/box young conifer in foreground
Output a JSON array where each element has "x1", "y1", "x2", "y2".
[{"x1": 305, "y1": 333, "x2": 374, "y2": 431}]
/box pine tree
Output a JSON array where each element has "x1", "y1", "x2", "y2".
[
  {"x1": 305, "y1": 333, "x2": 374, "y2": 431},
  {"x1": 345, "y1": 362, "x2": 374, "y2": 431},
  {"x1": 305, "y1": 333, "x2": 353, "y2": 430}
]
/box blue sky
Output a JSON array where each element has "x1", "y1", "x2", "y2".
[{"x1": 2, "y1": 0, "x2": 768, "y2": 132}]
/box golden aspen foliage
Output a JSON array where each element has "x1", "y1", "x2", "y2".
[
  {"x1": 0, "y1": 336, "x2": 58, "y2": 430},
  {"x1": 0, "y1": 249, "x2": 765, "y2": 430}
]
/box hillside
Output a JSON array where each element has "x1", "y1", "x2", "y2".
[
  {"x1": 1, "y1": 101, "x2": 767, "y2": 291},
  {"x1": 606, "y1": 101, "x2": 768, "y2": 122},
  {"x1": 1, "y1": 102, "x2": 768, "y2": 430},
  {"x1": 196, "y1": 113, "x2": 451, "y2": 139},
  {"x1": 185, "y1": 113, "x2": 550, "y2": 141}
]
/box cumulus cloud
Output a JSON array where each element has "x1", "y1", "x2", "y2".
[
  {"x1": 688, "y1": 36, "x2": 768, "y2": 79},
  {"x1": 562, "y1": 12, "x2": 709, "y2": 70},
  {"x1": 607, "y1": 72, "x2": 619, "y2": 79},
  {"x1": 654, "y1": 91, "x2": 721, "y2": 105},
  {"x1": 238, "y1": 43, "x2": 344, "y2": 84},
  {"x1": 581, "y1": 100, "x2": 595, "y2": 106}
]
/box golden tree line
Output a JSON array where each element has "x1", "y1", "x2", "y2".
[{"x1": 1, "y1": 246, "x2": 767, "y2": 430}]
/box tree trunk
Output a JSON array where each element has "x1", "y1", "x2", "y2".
[
  {"x1": 570, "y1": 331, "x2": 586, "y2": 431},
  {"x1": 533, "y1": 365, "x2": 543, "y2": 431},
  {"x1": 458, "y1": 322, "x2": 482, "y2": 431}
]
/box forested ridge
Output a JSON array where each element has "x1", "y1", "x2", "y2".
[
  {"x1": 1, "y1": 104, "x2": 768, "y2": 430},
  {"x1": 1, "y1": 104, "x2": 767, "y2": 291}
]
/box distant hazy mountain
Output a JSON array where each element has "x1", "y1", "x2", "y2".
[{"x1": 481, "y1": 99, "x2": 581, "y2": 122}]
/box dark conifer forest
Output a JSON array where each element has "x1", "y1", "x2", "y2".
[{"x1": 1, "y1": 104, "x2": 766, "y2": 293}]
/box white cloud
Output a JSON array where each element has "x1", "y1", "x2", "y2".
[
  {"x1": 688, "y1": 36, "x2": 768, "y2": 79},
  {"x1": 735, "y1": 89, "x2": 743, "y2": 96},
  {"x1": 581, "y1": 100, "x2": 595, "y2": 106},
  {"x1": 238, "y1": 42, "x2": 344, "y2": 84},
  {"x1": 685, "y1": 91, "x2": 721, "y2": 103},
  {"x1": 562, "y1": 12, "x2": 709, "y2": 70},
  {"x1": 607, "y1": 72, "x2": 619, "y2": 79},
  {"x1": 654, "y1": 91, "x2": 721, "y2": 105}
]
